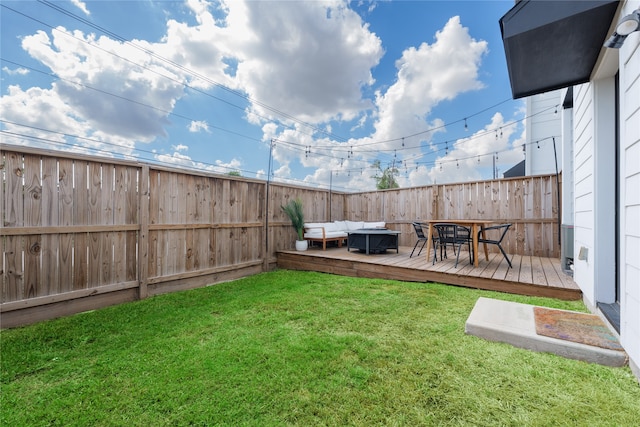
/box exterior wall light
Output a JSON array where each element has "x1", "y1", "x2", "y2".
[{"x1": 604, "y1": 8, "x2": 640, "y2": 48}]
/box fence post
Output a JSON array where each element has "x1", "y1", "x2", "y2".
[{"x1": 138, "y1": 165, "x2": 149, "y2": 299}]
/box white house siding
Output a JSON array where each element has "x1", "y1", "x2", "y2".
[
  {"x1": 573, "y1": 83, "x2": 596, "y2": 302},
  {"x1": 573, "y1": 0, "x2": 640, "y2": 379},
  {"x1": 618, "y1": 0, "x2": 640, "y2": 379}
]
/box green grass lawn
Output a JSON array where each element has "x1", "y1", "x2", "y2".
[{"x1": 2, "y1": 270, "x2": 639, "y2": 426}]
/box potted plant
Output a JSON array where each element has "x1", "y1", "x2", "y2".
[{"x1": 281, "y1": 197, "x2": 307, "y2": 251}]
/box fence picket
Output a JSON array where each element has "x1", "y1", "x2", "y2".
[{"x1": 1, "y1": 147, "x2": 562, "y2": 326}]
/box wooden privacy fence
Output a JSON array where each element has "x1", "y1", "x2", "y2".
[
  {"x1": 1, "y1": 147, "x2": 560, "y2": 327},
  {"x1": 344, "y1": 175, "x2": 561, "y2": 258}
]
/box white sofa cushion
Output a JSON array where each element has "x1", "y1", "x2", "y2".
[
  {"x1": 304, "y1": 223, "x2": 327, "y2": 230},
  {"x1": 304, "y1": 230, "x2": 347, "y2": 239},
  {"x1": 345, "y1": 220, "x2": 365, "y2": 230},
  {"x1": 304, "y1": 221, "x2": 384, "y2": 238},
  {"x1": 333, "y1": 220, "x2": 348, "y2": 231},
  {"x1": 323, "y1": 222, "x2": 340, "y2": 232}
]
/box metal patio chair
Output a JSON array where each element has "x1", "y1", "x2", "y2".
[
  {"x1": 478, "y1": 223, "x2": 513, "y2": 268},
  {"x1": 433, "y1": 223, "x2": 473, "y2": 267},
  {"x1": 410, "y1": 222, "x2": 434, "y2": 258}
]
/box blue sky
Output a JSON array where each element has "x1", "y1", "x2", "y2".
[{"x1": 1, "y1": 0, "x2": 528, "y2": 192}]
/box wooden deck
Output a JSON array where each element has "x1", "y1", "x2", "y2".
[{"x1": 277, "y1": 246, "x2": 581, "y2": 300}]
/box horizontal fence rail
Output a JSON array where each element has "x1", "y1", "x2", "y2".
[{"x1": 1, "y1": 147, "x2": 560, "y2": 327}]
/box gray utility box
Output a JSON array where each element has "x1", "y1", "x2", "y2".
[{"x1": 561, "y1": 224, "x2": 574, "y2": 273}]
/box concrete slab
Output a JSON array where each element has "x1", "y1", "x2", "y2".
[{"x1": 465, "y1": 297, "x2": 628, "y2": 367}]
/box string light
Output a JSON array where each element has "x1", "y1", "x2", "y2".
[{"x1": 464, "y1": 118, "x2": 468, "y2": 131}]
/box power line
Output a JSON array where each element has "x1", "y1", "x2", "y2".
[
  {"x1": 34, "y1": 0, "x2": 349, "y2": 142},
  {"x1": 0, "y1": 58, "x2": 264, "y2": 145},
  {"x1": 0, "y1": 2, "x2": 550, "y2": 188},
  {"x1": 0, "y1": 126, "x2": 362, "y2": 191}
]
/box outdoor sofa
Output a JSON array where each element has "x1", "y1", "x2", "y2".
[{"x1": 303, "y1": 220, "x2": 386, "y2": 250}]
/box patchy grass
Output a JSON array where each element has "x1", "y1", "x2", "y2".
[{"x1": 2, "y1": 270, "x2": 639, "y2": 426}]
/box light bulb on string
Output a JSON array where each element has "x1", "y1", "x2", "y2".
[{"x1": 464, "y1": 118, "x2": 468, "y2": 131}]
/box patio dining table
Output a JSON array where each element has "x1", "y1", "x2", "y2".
[{"x1": 423, "y1": 219, "x2": 494, "y2": 267}]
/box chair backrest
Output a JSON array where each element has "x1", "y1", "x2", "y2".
[
  {"x1": 435, "y1": 223, "x2": 470, "y2": 243},
  {"x1": 412, "y1": 222, "x2": 427, "y2": 239},
  {"x1": 434, "y1": 223, "x2": 456, "y2": 243},
  {"x1": 480, "y1": 223, "x2": 511, "y2": 243}
]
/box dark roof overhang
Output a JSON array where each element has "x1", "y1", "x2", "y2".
[{"x1": 499, "y1": 0, "x2": 620, "y2": 99}]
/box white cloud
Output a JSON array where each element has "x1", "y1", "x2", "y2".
[
  {"x1": 172, "y1": 144, "x2": 189, "y2": 152},
  {"x1": 20, "y1": 28, "x2": 186, "y2": 142},
  {"x1": 70, "y1": 0, "x2": 90, "y2": 16},
  {"x1": 188, "y1": 120, "x2": 210, "y2": 133},
  {"x1": 0, "y1": 84, "x2": 135, "y2": 157},
  {"x1": 287, "y1": 15, "x2": 492, "y2": 191},
  {"x1": 222, "y1": 0, "x2": 383, "y2": 124},
  {"x1": 2, "y1": 66, "x2": 29, "y2": 76},
  {"x1": 372, "y1": 16, "x2": 487, "y2": 146},
  {"x1": 2, "y1": 0, "x2": 517, "y2": 192}
]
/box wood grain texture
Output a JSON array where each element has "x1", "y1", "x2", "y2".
[{"x1": 1, "y1": 147, "x2": 564, "y2": 328}]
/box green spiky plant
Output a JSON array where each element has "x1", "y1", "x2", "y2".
[{"x1": 281, "y1": 197, "x2": 305, "y2": 241}]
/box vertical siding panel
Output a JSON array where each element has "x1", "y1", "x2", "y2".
[
  {"x1": 101, "y1": 164, "x2": 114, "y2": 285},
  {"x1": 185, "y1": 174, "x2": 196, "y2": 272},
  {"x1": 113, "y1": 165, "x2": 127, "y2": 283},
  {"x1": 138, "y1": 165, "x2": 149, "y2": 298},
  {"x1": 4, "y1": 152, "x2": 24, "y2": 228},
  {"x1": 3, "y1": 236, "x2": 22, "y2": 302},
  {"x1": 41, "y1": 157, "x2": 58, "y2": 296},
  {"x1": 174, "y1": 173, "x2": 187, "y2": 274},
  {"x1": 164, "y1": 172, "x2": 177, "y2": 275},
  {"x1": 22, "y1": 155, "x2": 41, "y2": 299},
  {"x1": 74, "y1": 160, "x2": 88, "y2": 290},
  {"x1": 125, "y1": 167, "x2": 138, "y2": 282},
  {"x1": 58, "y1": 159, "x2": 74, "y2": 293},
  {"x1": 88, "y1": 162, "x2": 102, "y2": 287},
  {"x1": 148, "y1": 170, "x2": 159, "y2": 278}
]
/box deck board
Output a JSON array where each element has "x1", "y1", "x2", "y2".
[{"x1": 277, "y1": 246, "x2": 581, "y2": 300}]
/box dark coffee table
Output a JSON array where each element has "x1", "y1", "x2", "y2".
[{"x1": 347, "y1": 229, "x2": 401, "y2": 254}]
